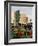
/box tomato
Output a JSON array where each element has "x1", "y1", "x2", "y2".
[
  {"x1": 29, "y1": 31, "x2": 32, "y2": 38},
  {"x1": 17, "y1": 32, "x2": 24, "y2": 37},
  {"x1": 29, "y1": 31, "x2": 32, "y2": 35}
]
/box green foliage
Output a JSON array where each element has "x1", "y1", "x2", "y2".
[{"x1": 15, "y1": 10, "x2": 20, "y2": 23}]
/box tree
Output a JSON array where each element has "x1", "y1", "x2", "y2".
[{"x1": 15, "y1": 10, "x2": 20, "y2": 26}]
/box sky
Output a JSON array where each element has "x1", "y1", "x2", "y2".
[
  {"x1": 11, "y1": 6, "x2": 33, "y2": 16},
  {"x1": 11, "y1": 6, "x2": 33, "y2": 23}
]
